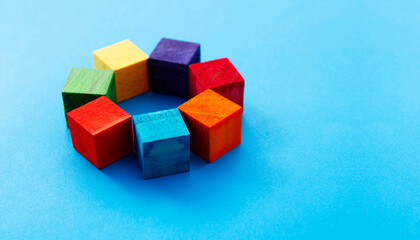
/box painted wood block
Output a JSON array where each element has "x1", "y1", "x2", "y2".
[
  {"x1": 62, "y1": 68, "x2": 116, "y2": 125},
  {"x1": 93, "y1": 39, "x2": 149, "y2": 103},
  {"x1": 178, "y1": 89, "x2": 242, "y2": 163},
  {"x1": 67, "y1": 96, "x2": 134, "y2": 169},
  {"x1": 149, "y1": 38, "x2": 200, "y2": 98},
  {"x1": 133, "y1": 109, "x2": 190, "y2": 179},
  {"x1": 189, "y1": 58, "x2": 245, "y2": 106}
]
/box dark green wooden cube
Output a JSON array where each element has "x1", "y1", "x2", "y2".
[{"x1": 62, "y1": 68, "x2": 116, "y2": 125}]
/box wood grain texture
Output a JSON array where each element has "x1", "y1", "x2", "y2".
[
  {"x1": 149, "y1": 38, "x2": 200, "y2": 98},
  {"x1": 133, "y1": 109, "x2": 190, "y2": 179},
  {"x1": 67, "y1": 96, "x2": 134, "y2": 169},
  {"x1": 189, "y1": 58, "x2": 244, "y2": 106},
  {"x1": 93, "y1": 39, "x2": 149, "y2": 103},
  {"x1": 62, "y1": 68, "x2": 116, "y2": 125},
  {"x1": 178, "y1": 89, "x2": 242, "y2": 163}
]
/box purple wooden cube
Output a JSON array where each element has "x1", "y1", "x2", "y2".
[{"x1": 149, "y1": 38, "x2": 200, "y2": 98}]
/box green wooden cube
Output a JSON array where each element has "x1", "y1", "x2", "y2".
[{"x1": 62, "y1": 68, "x2": 116, "y2": 125}]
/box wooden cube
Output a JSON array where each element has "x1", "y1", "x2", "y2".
[
  {"x1": 67, "y1": 96, "x2": 134, "y2": 169},
  {"x1": 178, "y1": 89, "x2": 242, "y2": 163},
  {"x1": 189, "y1": 58, "x2": 245, "y2": 106},
  {"x1": 133, "y1": 109, "x2": 190, "y2": 179},
  {"x1": 149, "y1": 38, "x2": 200, "y2": 98},
  {"x1": 93, "y1": 39, "x2": 149, "y2": 103},
  {"x1": 62, "y1": 68, "x2": 116, "y2": 125}
]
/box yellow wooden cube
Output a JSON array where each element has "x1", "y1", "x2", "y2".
[{"x1": 93, "y1": 40, "x2": 149, "y2": 103}]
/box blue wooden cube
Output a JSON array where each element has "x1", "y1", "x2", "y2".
[
  {"x1": 148, "y1": 38, "x2": 200, "y2": 98},
  {"x1": 133, "y1": 109, "x2": 190, "y2": 179}
]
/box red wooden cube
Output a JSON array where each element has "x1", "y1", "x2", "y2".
[
  {"x1": 178, "y1": 89, "x2": 242, "y2": 163},
  {"x1": 189, "y1": 58, "x2": 245, "y2": 106},
  {"x1": 66, "y1": 96, "x2": 134, "y2": 169}
]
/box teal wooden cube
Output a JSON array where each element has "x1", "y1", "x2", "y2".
[
  {"x1": 62, "y1": 68, "x2": 116, "y2": 125},
  {"x1": 133, "y1": 109, "x2": 190, "y2": 179}
]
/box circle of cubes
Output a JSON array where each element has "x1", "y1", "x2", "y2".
[{"x1": 62, "y1": 38, "x2": 244, "y2": 179}]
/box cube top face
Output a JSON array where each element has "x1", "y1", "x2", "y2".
[
  {"x1": 178, "y1": 89, "x2": 242, "y2": 128},
  {"x1": 133, "y1": 109, "x2": 190, "y2": 143},
  {"x1": 150, "y1": 38, "x2": 200, "y2": 65},
  {"x1": 62, "y1": 68, "x2": 115, "y2": 95},
  {"x1": 189, "y1": 58, "x2": 244, "y2": 89},
  {"x1": 66, "y1": 96, "x2": 131, "y2": 135},
  {"x1": 93, "y1": 39, "x2": 149, "y2": 70}
]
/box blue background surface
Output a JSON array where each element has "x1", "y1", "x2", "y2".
[{"x1": 1, "y1": 1, "x2": 419, "y2": 239}]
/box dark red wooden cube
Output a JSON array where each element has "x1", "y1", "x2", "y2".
[
  {"x1": 66, "y1": 96, "x2": 134, "y2": 169},
  {"x1": 189, "y1": 58, "x2": 245, "y2": 106}
]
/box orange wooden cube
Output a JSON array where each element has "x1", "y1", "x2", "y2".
[{"x1": 178, "y1": 89, "x2": 242, "y2": 163}]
